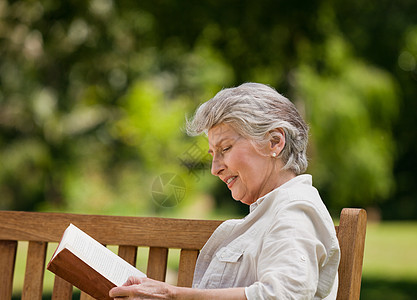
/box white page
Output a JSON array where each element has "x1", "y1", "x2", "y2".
[
  {"x1": 52, "y1": 224, "x2": 76, "y2": 260},
  {"x1": 57, "y1": 223, "x2": 146, "y2": 286}
]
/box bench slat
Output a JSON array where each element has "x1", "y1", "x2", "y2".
[
  {"x1": 147, "y1": 247, "x2": 168, "y2": 282},
  {"x1": 0, "y1": 240, "x2": 18, "y2": 299},
  {"x1": 80, "y1": 291, "x2": 96, "y2": 300},
  {"x1": 118, "y1": 245, "x2": 138, "y2": 266},
  {"x1": 0, "y1": 209, "x2": 366, "y2": 299},
  {"x1": 177, "y1": 249, "x2": 199, "y2": 287},
  {"x1": 22, "y1": 241, "x2": 47, "y2": 300},
  {"x1": 336, "y1": 208, "x2": 367, "y2": 300},
  {"x1": 51, "y1": 276, "x2": 73, "y2": 300},
  {"x1": 0, "y1": 211, "x2": 222, "y2": 249}
]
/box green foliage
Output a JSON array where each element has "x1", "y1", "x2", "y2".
[
  {"x1": 294, "y1": 36, "x2": 399, "y2": 208},
  {"x1": 361, "y1": 278, "x2": 417, "y2": 300},
  {"x1": 114, "y1": 80, "x2": 187, "y2": 169},
  {"x1": 0, "y1": 0, "x2": 416, "y2": 218}
]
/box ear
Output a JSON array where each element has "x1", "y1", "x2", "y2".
[{"x1": 269, "y1": 128, "x2": 286, "y2": 157}]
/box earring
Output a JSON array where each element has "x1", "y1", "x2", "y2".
[{"x1": 272, "y1": 152, "x2": 277, "y2": 157}]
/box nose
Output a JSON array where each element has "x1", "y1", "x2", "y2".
[{"x1": 211, "y1": 154, "x2": 225, "y2": 176}]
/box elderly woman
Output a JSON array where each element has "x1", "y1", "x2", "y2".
[{"x1": 110, "y1": 83, "x2": 340, "y2": 299}]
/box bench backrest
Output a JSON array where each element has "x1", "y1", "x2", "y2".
[{"x1": 0, "y1": 208, "x2": 366, "y2": 300}]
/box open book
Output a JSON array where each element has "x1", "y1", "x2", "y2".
[{"x1": 47, "y1": 223, "x2": 146, "y2": 300}]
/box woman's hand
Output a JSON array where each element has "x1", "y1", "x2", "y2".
[
  {"x1": 109, "y1": 277, "x2": 177, "y2": 299},
  {"x1": 109, "y1": 276, "x2": 246, "y2": 300}
]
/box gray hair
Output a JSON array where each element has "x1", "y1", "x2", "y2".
[{"x1": 186, "y1": 82, "x2": 309, "y2": 174}]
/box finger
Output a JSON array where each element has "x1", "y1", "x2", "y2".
[
  {"x1": 110, "y1": 283, "x2": 145, "y2": 298},
  {"x1": 109, "y1": 286, "x2": 128, "y2": 298},
  {"x1": 124, "y1": 276, "x2": 145, "y2": 286}
]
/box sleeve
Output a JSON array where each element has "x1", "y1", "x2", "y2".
[{"x1": 244, "y1": 201, "x2": 339, "y2": 300}]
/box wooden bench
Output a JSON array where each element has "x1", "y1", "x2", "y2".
[{"x1": 0, "y1": 208, "x2": 366, "y2": 300}]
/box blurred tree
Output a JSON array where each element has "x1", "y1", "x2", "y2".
[
  {"x1": 294, "y1": 36, "x2": 398, "y2": 210},
  {"x1": 330, "y1": 0, "x2": 417, "y2": 219},
  {"x1": 0, "y1": 0, "x2": 415, "y2": 218}
]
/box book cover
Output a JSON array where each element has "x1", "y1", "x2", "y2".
[{"x1": 47, "y1": 224, "x2": 146, "y2": 300}]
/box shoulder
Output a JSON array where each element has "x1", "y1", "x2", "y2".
[
  {"x1": 269, "y1": 175, "x2": 330, "y2": 218},
  {"x1": 266, "y1": 176, "x2": 336, "y2": 240}
]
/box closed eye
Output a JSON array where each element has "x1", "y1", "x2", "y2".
[{"x1": 222, "y1": 146, "x2": 231, "y2": 153}]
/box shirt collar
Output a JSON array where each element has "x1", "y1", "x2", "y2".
[{"x1": 249, "y1": 174, "x2": 313, "y2": 213}]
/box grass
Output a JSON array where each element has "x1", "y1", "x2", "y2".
[
  {"x1": 10, "y1": 221, "x2": 417, "y2": 299},
  {"x1": 361, "y1": 222, "x2": 417, "y2": 300},
  {"x1": 362, "y1": 222, "x2": 417, "y2": 280}
]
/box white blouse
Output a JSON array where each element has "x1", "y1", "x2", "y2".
[{"x1": 192, "y1": 175, "x2": 340, "y2": 300}]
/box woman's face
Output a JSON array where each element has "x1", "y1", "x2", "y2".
[{"x1": 208, "y1": 123, "x2": 283, "y2": 205}]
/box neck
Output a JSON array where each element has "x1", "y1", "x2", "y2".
[
  {"x1": 258, "y1": 166, "x2": 296, "y2": 202},
  {"x1": 276, "y1": 168, "x2": 297, "y2": 187}
]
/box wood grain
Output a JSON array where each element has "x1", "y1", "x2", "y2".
[
  {"x1": 22, "y1": 241, "x2": 47, "y2": 300},
  {"x1": 0, "y1": 209, "x2": 367, "y2": 299},
  {"x1": 51, "y1": 276, "x2": 73, "y2": 300},
  {"x1": 147, "y1": 247, "x2": 168, "y2": 281},
  {"x1": 177, "y1": 249, "x2": 199, "y2": 287},
  {"x1": 0, "y1": 211, "x2": 222, "y2": 249},
  {"x1": 0, "y1": 240, "x2": 17, "y2": 300},
  {"x1": 336, "y1": 208, "x2": 367, "y2": 300}
]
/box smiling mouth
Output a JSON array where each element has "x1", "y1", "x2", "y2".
[{"x1": 226, "y1": 176, "x2": 237, "y2": 186}]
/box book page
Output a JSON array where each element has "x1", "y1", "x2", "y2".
[
  {"x1": 51, "y1": 224, "x2": 77, "y2": 261},
  {"x1": 61, "y1": 224, "x2": 146, "y2": 286}
]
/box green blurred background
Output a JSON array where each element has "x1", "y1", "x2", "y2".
[{"x1": 1, "y1": 0, "x2": 416, "y2": 299}]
